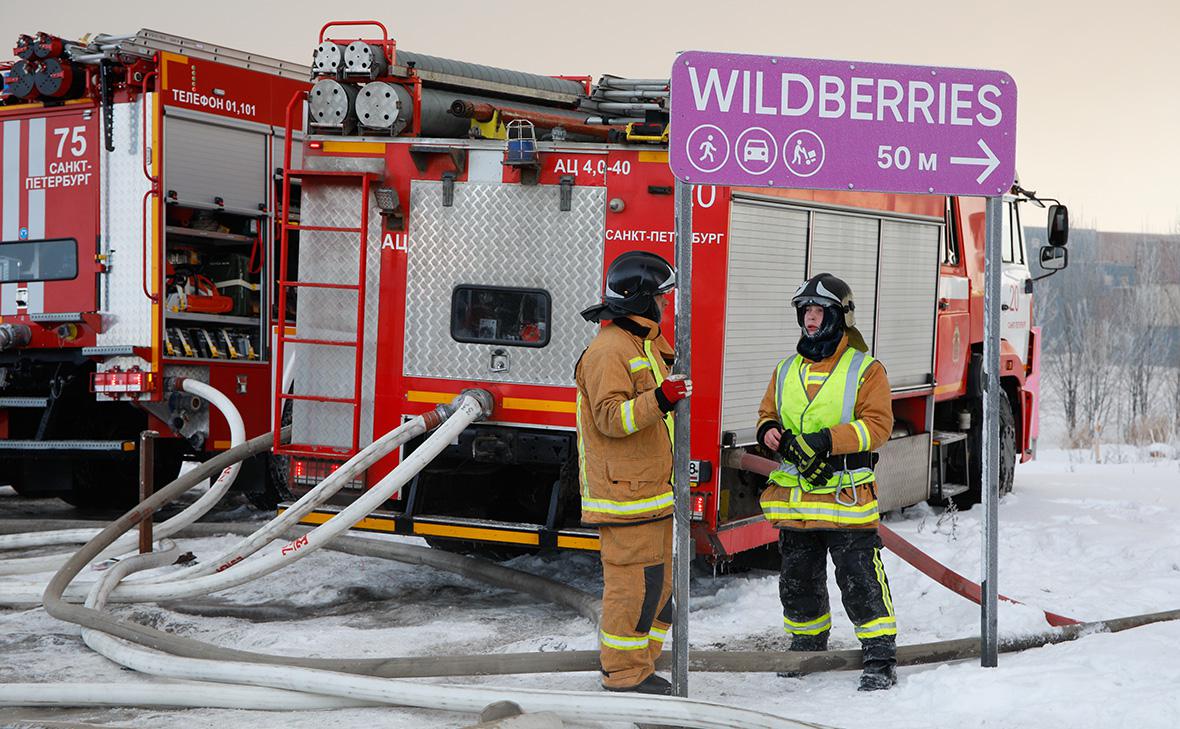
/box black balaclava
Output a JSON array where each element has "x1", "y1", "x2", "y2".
[{"x1": 796, "y1": 302, "x2": 844, "y2": 361}]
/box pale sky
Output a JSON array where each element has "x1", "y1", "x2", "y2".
[{"x1": 5, "y1": 0, "x2": 1176, "y2": 234}]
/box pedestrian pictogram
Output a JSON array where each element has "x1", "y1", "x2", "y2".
[{"x1": 684, "y1": 124, "x2": 730, "y2": 173}]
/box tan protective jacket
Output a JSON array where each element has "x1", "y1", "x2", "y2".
[{"x1": 575, "y1": 316, "x2": 675, "y2": 526}]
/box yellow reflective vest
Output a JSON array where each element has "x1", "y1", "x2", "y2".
[{"x1": 757, "y1": 336, "x2": 893, "y2": 530}]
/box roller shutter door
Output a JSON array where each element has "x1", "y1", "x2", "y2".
[
  {"x1": 164, "y1": 115, "x2": 266, "y2": 213},
  {"x1": 808, "y1": 212, "x2": 880, "y2": 352},
  {"x1": 720, "y1": 200, "x2": 808, "y2": 439},
  {"x1": 875, "y1": 220, "x2": 940, "y2": 388}
]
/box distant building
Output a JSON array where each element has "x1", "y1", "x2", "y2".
[{"x1": 1028, "y1": 227, "x2": 1180, "y2": 361}]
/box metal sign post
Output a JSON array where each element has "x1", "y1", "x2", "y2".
[
  {"x1": 981, "y1": 197, "x2": 1003, "y2": 666},
  {"x1": 667, "y1": 49, "x2": 1019, "y2": 682},
  {"x1": 671, "y1": 179, "x2": 694, "y2": 696}
]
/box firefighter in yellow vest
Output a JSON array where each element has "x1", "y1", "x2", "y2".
[
  {"x1": 756, "y1": 273, "x2": 898, "y2": 691},
  {"x1": 575, "y1": 251, "x2": 690, "y2": 695}
]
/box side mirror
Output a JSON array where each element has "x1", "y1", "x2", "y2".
[
  {"x1": 1040, "y1": 245, "x2": 1068, "y2": 271},
  {"x1": 1047, "y1": 204, "x2": 1069, "y2": 247}
]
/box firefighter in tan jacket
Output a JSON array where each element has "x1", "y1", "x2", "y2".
[
  {"x1": 575, "y1": 251, "x2": 690, "y2": 695},
  {"x1": 756, "y1": 273, "x2": 899, "y2": 691}
]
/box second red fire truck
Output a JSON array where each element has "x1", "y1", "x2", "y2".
[{"x1": 272, "y1": 23, "x2": 1069, "y2": 560}]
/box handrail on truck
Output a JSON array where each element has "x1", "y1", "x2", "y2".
[
  {"x1": 139, "y1": 69, "x2": 159, "y2": 303},
  {"x1": 272, "y1": 89, "x2": 306, "y2": 453},
  {"x1": 318, "y1": 20, "x2": 390, "y2": 44}
]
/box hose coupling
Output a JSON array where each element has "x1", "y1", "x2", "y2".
[
  {"x1": 458, "y1": 388, "x2": 495, "y2": 421},
  {"x1": 0, "y1": 324, "x2": 32, "y2": 351}
]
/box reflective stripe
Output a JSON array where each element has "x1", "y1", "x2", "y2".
[
  {"x1": 761, "y1": 498, "x2": 880, "y2": 526},
  {"x1": 775, "y1": 355, "x2": 795, "y2": 423},
  {"x1": 873, "y1": 548, "x2": 895, "y2": 617},
  {"x1": 855, "y1": 616, "x2": 897, "y2": 639},
  {"x1": 852, "y1": 419, "x2": 871, "y2": 451},
  {"x1": 600, "y1": 630, "x2": 649, "y2": 651},
  {"x1": 783, "y1": 613, "x2": 832, "y2": 635},
  {"x1": 841, "y1": 350, "x2": 867, "y2": 424},
  {"x1": 775, "y1": 462, "x2": 801, "y2": 477},
  {"x1": 768, "y1": 466, "x2": 875, "y2": 492},
  {"x1": 582, "y1": 489, "x2": 674, "y2": 516},
  {"x1": 644, "y1": 339, "x2": 675, "y2": 449},
  {"x1": 649, "y1": 626, "x2": 668, "y2": 643},
  {"x1": 629, "y1": 357, "x2": 652, "y2": 372},
  {"x1": 576, "y1": 393, "x2": 588, "y2": 495},
  {"x1": 621, "y1": 399, "x2": 638, "y2": 435}
]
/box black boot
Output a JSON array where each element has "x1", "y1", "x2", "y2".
[
  {"x1": 605, "y1": 673, "x2": 672, "y2": 695},
  {"x1": 858, "y1": 636, "x2": 897, "y2": 691},
  {"x1": 778, "y1": 632, "x2": 829, "y2": 678}
]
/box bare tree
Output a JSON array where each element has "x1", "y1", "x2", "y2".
[
  {"x1": 1121, "y1": 241, "x2": 1169, "y2": 440},
  {"x1": 1076, "y1": 307, "x2": 1119, "y2": 452}
]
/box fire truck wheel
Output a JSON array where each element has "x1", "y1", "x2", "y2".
[
  {"x1": 243, "y1": 453, "x2": 293, "y2": 511},
  {"x1": 955, "y1": 391, "x2": 1017, "y2": 508},
  {"x1": 62, "y1": 445, "x2": 185, "y2": 510},
  {"x1": 4, "y1": 467, "x2": 53, "y2": 498}
]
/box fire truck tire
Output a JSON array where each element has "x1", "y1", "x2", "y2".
[
  {"x1": 4, "y1": 467, "x2": 49, "y2": 498},
  {"x1": 248, "y1": 454, "x2": 293, "y2": 511},
  {"x1": 62, "y1": 446, "x2": 185, "y2": 511},
  {"x1": 956, "y1": 390, "x2": 1016, "y2": 508}
]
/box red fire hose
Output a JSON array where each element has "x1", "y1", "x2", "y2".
[{"x1": 730, "y1": 451, "x2": 1081, "y2": 627}]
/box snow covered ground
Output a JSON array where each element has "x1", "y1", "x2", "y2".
[{"x1": 3, "y1": 450, "x2": 1179, "y2": 729}]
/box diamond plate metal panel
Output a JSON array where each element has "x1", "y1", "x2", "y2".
[
  {"x1": 291, "y1": 155, "x2": 384, "y2": 450},
  {"x1": 404, "y1": 180, "x2": 605, "y2": 386},
  {"x1": 876, "y1": 433, "x2": 931, "y2": 512},
  {"x1": 96, "y1": 97, "x2": 154, "y2": 348}
]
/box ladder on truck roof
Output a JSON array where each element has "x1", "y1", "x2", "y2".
[
  {"x1": 273, "y1": 90, "x2": 375, "y2": 458},
  {"x1": 87, "y1": 29, "x2": 311, "y2": 80}
]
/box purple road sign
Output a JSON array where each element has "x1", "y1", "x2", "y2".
[{"x1": 669, "y1": 51, "x2": 1017, "y2": 196}]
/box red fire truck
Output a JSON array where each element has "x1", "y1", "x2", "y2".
[
  {"x1": 274, "y1": 24, "x2": 1069, "y2": 560},
  {"x1": 0, "y1": 30, "x2": 306, "y2": 506}
]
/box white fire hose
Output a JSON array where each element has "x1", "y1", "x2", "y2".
[
  {"x1": 0, "y1": 377, "x2": 246, "y2": 577},
  {"x1": 0, "y1": 389, "x2": 821, "y2": 728}
]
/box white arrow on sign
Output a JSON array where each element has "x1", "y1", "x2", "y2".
[{"x1": 950, "y1": 139, "x2": 1001, "y2": 184}]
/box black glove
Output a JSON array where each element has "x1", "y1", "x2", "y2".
[
  {"x1": 780, "y1": 429, "x2": 832, "y2": 468},
  {"x1": 779, "y1": 430, "x2": 834, "y2": 487},
  {"x1": 797, "y1": 456, "x2": 835, "y2": 486}
]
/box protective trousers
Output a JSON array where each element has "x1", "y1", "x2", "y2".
[
  {"x1": 778, "y1": 528, "x2": 896, "y2": 656},
  {"x1": 598, "y1": 517, "x2": 673, "y2": 689}
]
